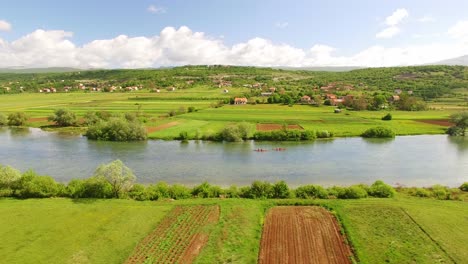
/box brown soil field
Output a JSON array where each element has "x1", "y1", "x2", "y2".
[
  {"x1": 28, "y1": 117, "x2": 49, "y2": 122},
  {"x1": 415, "y1": 119, "x2": 454, "y2": 127},
  {"x1": 256, "y1": 123, "x2": 304, "y2": 131},
  {"x1": 146, "y1": 121, "x2": 180, "y2": 133},
  {"x1": 125, "y1": 205, "x2": 220, "y2": 264},
  {"x1": 258, "y1": 206, "x2": 353, "y2": 264}
]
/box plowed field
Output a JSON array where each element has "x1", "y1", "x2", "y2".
[
  {"x1": 125, "y1": 205, "x2": 220, "y2": 264},
  {"x1": 259, "y1": 206, "x2": 352, "y2": 264}
]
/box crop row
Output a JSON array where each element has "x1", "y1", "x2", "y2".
[{"x1": 125, "y1": 205, "x2": 219, "y2": 264}]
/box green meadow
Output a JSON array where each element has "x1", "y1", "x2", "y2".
[
  {"x1": 0, "y1": 196, "x2": 466, "y2": 263},
  {"x1": 0, "y1": 92, "x2": 460, "y2": 139}
]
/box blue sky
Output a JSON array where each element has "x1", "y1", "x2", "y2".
[{"x1": 1, "y1": 0, "x2": 468, "y2": 68}]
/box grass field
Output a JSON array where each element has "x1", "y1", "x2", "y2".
[
  {"x1": 0, "y1": 92, "x2": 465, "y2": 139},
  {"x1": 1, "y1": 196, "x2": 466, "y2": 264}
]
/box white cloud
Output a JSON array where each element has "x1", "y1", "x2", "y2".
[
  {"x1": 448, "y1": 20, "x2": 468, "y2": 41},
  {"x1": 0, "y1": 20, "x2": 12, "y2": 31},
  {"x1": 376, "y1": 8, "x2": 408, "y2": 39},
  {"x1": 376, "y1": 26, "x2": 400, "y2": 39},
  {"x1": 0, "y1": 25, "x2": 467, "y2": 68},
  {"x1": 147, "y1": 5, "x2": 166, "y2": 14},
  {"x1": 418, "y1": 15, "x2": 435, "y2": 23},
  {"x1": 275, "y1": 22, "x2": 289, "y2": 29},
  {"x1": 385, "y1": 8, "x2": 409, "y2": 26}
]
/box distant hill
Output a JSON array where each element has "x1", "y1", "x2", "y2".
[
  {"x1": 273, "y1": 66, "x2": 363, "y2": 72},
  {"x1": 0, "y1": 67, "x2": 83, "y2": 73},
  {"x1": 430, "y1": 55, "x2": 468, "y2": 66}
]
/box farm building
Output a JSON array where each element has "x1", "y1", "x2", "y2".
[
  {"x1": 300, "y1": 95, "x2": 312, "y2": 103},
  {"x1": 234, "y1": 97, "x2": 248, "y2": 105}
]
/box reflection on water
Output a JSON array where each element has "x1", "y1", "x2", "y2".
[
  {"x1": 448, "y1": 136, "x2": 468, "y2": 152},
  {"x1": 362, "y1": 137, "x2": 395, "y2": 145},
  {"x1": 8, "y1": 127, "x2": 31, "y2": 137},
  {"x1": 0, "y1": 128, "x2": 466, "y2": 187}
]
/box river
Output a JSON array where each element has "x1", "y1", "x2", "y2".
[{"x1": 0, "y1": 127, "x2": 467, "y2": 187}]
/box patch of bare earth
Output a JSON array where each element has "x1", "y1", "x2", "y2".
[
  {"x1": 415, "y1": 119, "x2": 454, "y2": 127},
  {"x1": 146, "y1": 121, "x2": 180, "y2": 133},
  {"x1": 259, "y1": 206, "x2": 353, "y2": 264},
  {"x1": 256, "y1": 123, "x2": 304, "y2": 131}
]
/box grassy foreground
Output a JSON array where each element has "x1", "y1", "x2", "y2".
[{"x1": 0, "y1": 196, "x2": 466, "y2": 264}]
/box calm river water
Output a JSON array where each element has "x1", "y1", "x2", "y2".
[{"x1": 0, "y1": 127, "x2": 467, "y2": 187}]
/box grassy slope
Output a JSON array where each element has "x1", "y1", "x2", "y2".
[
  {"x1": 1, "y1": 197, "x2": 466, "y2": 264},
  {"x1": 0, "y1": 198, "x2": 172, "y2": 264}
]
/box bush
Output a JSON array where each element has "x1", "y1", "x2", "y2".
[
  {"x1": 316, "y1": 130, "x2": 333, "y2": 138},
  {"x1": 0, "y1": 113, "x2": 7, "y2": 126},
  {"x1": 85, "y1": 117, "x2": 147, "y2": 141},
  {"x1": 48, "y1": 108, "x2": 78, "y2": 127},
  {"x1": 15, "y1": 170, "x2": 60, "y2": 198},
  {"x1": 191, "y1": 182, "x2": 222, "y2": 198},
  {"x1": 460, "y1": 182, "x2": 468, "y2": 192},
  {"x1": 146, "y1": 182, "x2": 171, "y2": 200},
  {"x1": 128, "y1": 184, "x2": 150, "y2": 201},
  {"x1": 218, "y1": 122, "x2": 253, "y2": 142},
  {"x1": 177, "y1": 131, "x2": 189, "y2": 141},
  {"x1": 361, "y1": 126, "x2": 395, "y2": 138},
  {"x1": 169, "y1": 184, "x2": 191, "y2": 199},
  {"x1": 295, "y1": 185, "x2": 328, "y2": 199},
  {"x1": 7, "y1": 112, "x2": 28, "y2": 126},
  {"x1": 0, "y1": 165, "x2": 22, "y2": 196},
  {"x1": 431, "y1": 185, "x2": 449, "y2": 200},
  {"x1": 188, "y1": 106, "x2": 196, "y2": 113},
  {"x1": 253, "y1": 130, "x2": 316, "y2": 141},
  {"x1": 225, "y1": 185, "x2": 240, "y2": 198},
  {"x1": 249, "y1": 181, "x2": 273, "y2": 199},
  {"x1": 81, "y1": 177, "x2": 113, "y2": 198},
  {"x1": 447, "y1": 111, "x2": 467, "y2": 136},
  {"x1": 368, "y1": 180, "x2": 395, "y2": 198},
  {"x1": 414, "y1": 188, "x2": 431, "y2": 197},
  {"x1": 338, "y1": 185, "x2": 368, "y2": 199},
  {"x1": 381, "y1": 113, "x2": 392, "y2": 121},
  {"x1": 272, "y1": 181, "x2": 290, "y2": 198}
]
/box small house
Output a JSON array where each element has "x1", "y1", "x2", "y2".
[
  {"x1": 394, "y1": 89, "x2": 402, "y2": 95},
  {"x1": 300, "y1": 95, "x2": 311, "y2": 103},
  {"x1": 326, "y1": 94, "x2": 337, "y2": 100},
  {"x1": 389, "y1": 95, "x2": 400, "y2": 102},
  {"x1": 234, "y1": 97, "x2": 248, "y2": 105}
]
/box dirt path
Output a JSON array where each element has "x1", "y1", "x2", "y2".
[
  {"x1": 256, "y1": 123, "x2": 304, "y2": 131},
  {"x1": 146, "y1": 121, "x2": 180, "y2": 133},
  {"x1": 258, "y1": 206, "x2": 353, "y2": 264}
]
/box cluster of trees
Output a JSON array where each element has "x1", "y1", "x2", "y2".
[
  {"x1": 253, "y1": 130, "x2": 324, "y2": 141},
  {"x1": 85, "y1": 115, "x2": 147, "y2": 141},
  {"x1": 0, "y1": 112, "x2": 28, "y2": 126},
  {"x1": 447, "y1": 112, "x2": 467, "y2": 136},
  {"x1": 2, "y1": 161, "x2": 467, "y2": 201}
]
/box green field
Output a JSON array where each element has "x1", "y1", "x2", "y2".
[
  {"x1": 0, "y1": 92, "x2": 463, "y2": 139},
  {"x1": 1, "y1": 196, "x2": 466, "y2": 263}
]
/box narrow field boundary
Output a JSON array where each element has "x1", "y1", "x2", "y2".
[
  {"x1": 146, "y1": 121, "x2": 180, "y2": 133},
  {"x1": 400, "y1": 208, "x2": 456, "y2": 264},
  {"x1": 256, "y1": 123, "x2": 304, "y2": 131},
  {"x1": 414, "y1": 119, "x2": 453, "y2": 127}
]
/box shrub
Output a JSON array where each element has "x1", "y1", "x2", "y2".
[
  {"x1": 48, "y1": 108, "x2": 78, "y2": 127},
  {"x1": 0, "y1": 165, "x2": 22, "y2": 196},
  {"x1": 81, "y1": 177, "x2": 113, "y2": 198},
  {"x1": 93, "y1": 160, "x2": 136, "y2": 198},
  {"x1": 414, "y1": 188, "x2": 431, "y2": 197},
  {"x1": 460, "y1": 182, "x2": 468, "y2": 192},
  {"x1": 85, "y1": 117, "x2": 147, "y2": 141},
  {"x1": 368, "y1": 180, "x2": 395, "y2": 198},
  {"x1": 225, "y1": 185, "x2": 240, "y2": 198},
  {"x1": 250, "y1": 181, "x2": 273, "y2": 199},
  {"x1": 7, "y1": 112, "x2": 28, "y2": 126},
  {"x1": 316, "y1": 130, "x2": 333, "y2": 138},
  {"x1": 188, "y1": 106, "x2": 196, "y2": 113},
  {"x1": 338, "y1": 185, "x2": 368, "y2": 199},
  {"x1": 253, "y1": 130, "x2": 316, "y2": 141},
  {"x1": 381, "y1": 113, "x2": 392, "y2": 121},
  {"x1": 447, "y1": 111, "x2": 467, "y2": 136},
  {"x1": 431, "y1": 185, "x2": 449, "y2": 200},
  {"x1": 169, "y1": 184, "x2": 191, "y2": 199},
  {"x1": 15, "y1": 170, "x2": 59, "y2": 198},
  {"x1": 177, "y1": 131, "x2": 189, "y2": 141},
  {"x1": 361, "y1": 126, "x2": 395, "y2": 138},
  {"x1": 128, "y1": 184, "x2": 150, "y2": 201},
  {"x1": 295, "y1": 185, "x2": 328, "y2": 199},
  {"x1": 146, "y1": 182, "x2": 171, "y2": 200},
  {"x1": 0, "y1": 113, "x2": 7, "y2": 126},
  {"x1": 192, "y1": 182, "x2": 222, "y2": 198},
  {"x1": 272, "y1": 181, "x2": 290, "y2": 198}
]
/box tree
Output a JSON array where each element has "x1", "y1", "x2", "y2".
[
  {"x1": 7, "y1": 112, "x2": 28, "y2": 126},
  {"x1": 0, "y1": 165, "x2": 21, "y2": 196},
  {"x1": 93, "y1": 160, "x2": 136, "y2": 198},
  {"x1": 447, "y1": 111, "x2": 468, "y2": 136},
  {"x1": 48, "y1": 108, "x2": 78, "y2": 127}
]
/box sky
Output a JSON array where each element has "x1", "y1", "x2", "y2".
[{"x1": 0, "y1": 0, "x2": 468, "y2": 68}]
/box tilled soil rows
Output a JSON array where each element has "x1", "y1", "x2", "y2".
[
  {"x1": 258, "y1": 206, "x2": 353, "y2": 264},
  {"x1": 125, "y1": 205, "x2": 220, "y2": 264}
]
